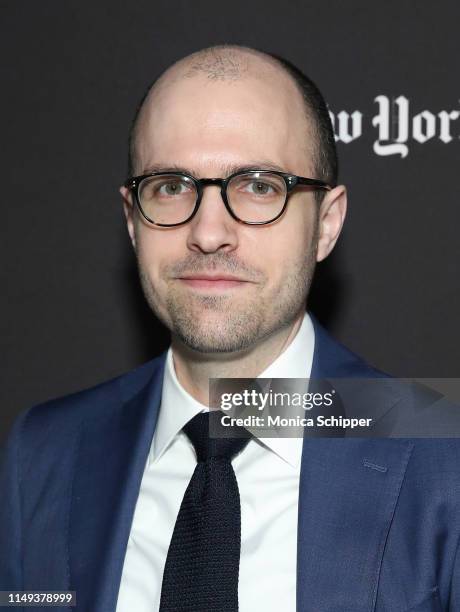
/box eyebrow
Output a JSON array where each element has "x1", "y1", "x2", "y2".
[{"x1": 140, "y1": 160, "x2": 290, "y2": 177}]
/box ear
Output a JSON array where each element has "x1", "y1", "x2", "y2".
[
  {"x1": 316, "y1": 185, "x2": 347, "y2": 262},
  {"x1": 120, "y1": 185, "x2": 137, "y2": 250}
]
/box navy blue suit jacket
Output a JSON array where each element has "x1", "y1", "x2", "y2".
[{"x1": 1, "y1": 318, "x2": 460, "y2": 611}]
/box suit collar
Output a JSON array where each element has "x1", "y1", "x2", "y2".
[
  {"x1": 310, "y1": 313, "x2": 385, "y2": 380},
  {"x1": 309, "y1": 314, "x2": 404, "y2": 430}
]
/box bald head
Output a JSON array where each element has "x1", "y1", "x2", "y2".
[
  {"x1": 127, "y1": 45, "x2": 337, "y2": 191},
  {"x1": 180, "y1": 45, "x2": 255, "y2": 80},
  {"x1": 170, "y1": 45, "x2": 302, "y2": 82}
]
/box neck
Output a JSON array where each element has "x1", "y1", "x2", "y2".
[{"x1": 171, "y1": 311, "x2": 305, "y2": 405}]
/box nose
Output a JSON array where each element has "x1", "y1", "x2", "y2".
[{"x1": 186, "y1": 184, "x2": 239, "y2": 254}]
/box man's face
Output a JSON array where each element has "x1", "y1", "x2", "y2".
[{"x1": 123, "y1": 64, "x2": 333, "y2": 354}]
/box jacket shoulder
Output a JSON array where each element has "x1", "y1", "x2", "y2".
[{"x1": 11, "y1": 353, "x2": 166, "y2": 443}]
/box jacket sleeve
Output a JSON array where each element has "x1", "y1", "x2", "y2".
[{"x1": 0, "y1": 409, "x2": 30, "y2": 594}]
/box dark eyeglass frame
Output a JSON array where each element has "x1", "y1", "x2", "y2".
[{"x1": 123, "y1": 169, "x2": 332, "y2": 227}]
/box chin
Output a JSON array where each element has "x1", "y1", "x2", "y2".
[{"x1": 170, "y1": 310, "x2": 264, "y2": 354}]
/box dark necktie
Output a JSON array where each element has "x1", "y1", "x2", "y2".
[{"x1": 159, "y1": 410, "x2": 251, "y2": 612}]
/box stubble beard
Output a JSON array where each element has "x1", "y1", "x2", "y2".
[{"x1": 137, "y1": 236, "x2": 318, "y2": 354}]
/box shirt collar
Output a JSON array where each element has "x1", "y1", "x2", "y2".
[{"x1": 149, "y1": 311, "x2": 315, "y2": 469}]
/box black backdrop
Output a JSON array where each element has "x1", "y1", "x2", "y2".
[{"x1": 2, "y1": 1, "x2": 460, "y2": 443}]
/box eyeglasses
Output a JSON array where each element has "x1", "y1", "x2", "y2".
[{"x1": 123, "y1": 169, "x2": 332, "y2": 227}]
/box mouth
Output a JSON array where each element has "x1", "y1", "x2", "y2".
[{"x1": 176, "y1": 274, "x2": 251, "y2": 290}]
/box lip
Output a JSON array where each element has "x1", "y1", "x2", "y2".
[
  {"x1": 180, "y1": 274, "x2": 247, "y2": 281},
  {"x1": 177, "y1": 274, "x2": 250, "y2": 290}
]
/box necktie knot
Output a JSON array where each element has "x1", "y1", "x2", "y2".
[{"x1": 183, "y1": 411, "x2": 251, "y2": 463}]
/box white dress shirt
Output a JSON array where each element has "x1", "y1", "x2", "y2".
[{"x1": 116, "y1": 312, "x2": 315, "y2": 612}]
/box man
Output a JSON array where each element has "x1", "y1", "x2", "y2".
[{"x1": 1, "y1": 45, "x2": 459, "y2": 612}]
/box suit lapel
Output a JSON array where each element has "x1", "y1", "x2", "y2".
[
  {"x1": 296, "y1": 317, "x2": 414, "y2": 611},
  {"x1": 68, "y1": 356, "x2": 166, "y2": 612}
]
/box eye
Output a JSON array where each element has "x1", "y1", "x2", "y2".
[
  {"x1": 249, "y1": 181, "x2": 273, "y2": 195},
  {"x1": 158, "y1": 180, "x2": 191, "y2": 196},
  {"x1": 239, "y1": 179, "x2": 281, "y2": 197}
]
